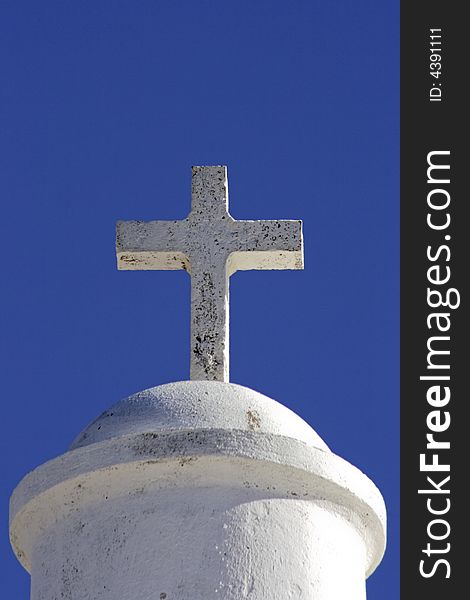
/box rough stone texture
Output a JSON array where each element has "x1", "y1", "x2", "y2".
[
  {"x1": 10, "y1": 381, "x2": 386, "y2": 600},
  {"x1": 116, "y1": 166, "x2": 303, "y2": 382}
]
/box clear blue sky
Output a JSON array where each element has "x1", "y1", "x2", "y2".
[{"x1": 1, "y1": 1, "x2": 399, "y2": 597}]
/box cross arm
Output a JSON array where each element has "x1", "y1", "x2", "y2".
[
  {"x1": 116, "y1": 220, "x2": 188, "y2": 271},
  {"x1": 228, "y1": 219, "x2": 304, "y2": 274}
]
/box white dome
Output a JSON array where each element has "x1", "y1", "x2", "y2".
[{"x1": 70, "y1": 380, "x2": 330, "y2": 452}]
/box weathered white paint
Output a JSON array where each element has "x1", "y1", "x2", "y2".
[
  {"x1": 10, "y1": 381, "x2": 386, "y2": 600},
  {"x1": 116, "y1": 166, "x2": 303, "y2": 382},
  {"x1": 69, "y1": 381, "x2": 329, "y2": 452}
]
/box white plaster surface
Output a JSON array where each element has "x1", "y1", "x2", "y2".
[
  {"x1": 69, "y1": 381, "x2": 329, "y2": 452},
  {"x1": 10, "y1": 381, "x2": 386, "y2": 600},
  {"x1": 116, "y1": 166, "x2": 304, "y2": 382}
]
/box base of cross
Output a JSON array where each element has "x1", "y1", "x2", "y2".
[{"x1": 10, "y1": 380, "x2": 386, "y2": 600}]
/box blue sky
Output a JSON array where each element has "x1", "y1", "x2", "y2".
[{"x1": 1, "y1": 1, "x2": 399, "y2": 597}]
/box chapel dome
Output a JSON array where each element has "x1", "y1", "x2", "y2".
[{"x1": 70, "y1": 380, "x2": 330, "y2": 452}]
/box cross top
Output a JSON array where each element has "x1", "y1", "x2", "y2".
[{"x1": 116, "y1": 166, "x2": 304, "y2": 382}]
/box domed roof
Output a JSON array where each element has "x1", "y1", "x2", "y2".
[{"x1": 70, "y1": 381, "x2": 330, "y2": 452}]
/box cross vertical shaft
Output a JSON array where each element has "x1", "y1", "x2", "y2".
[
  {"x1": 188, "y1": 167, "x2": 230, "y2": 381},
  {"x1": 190, "y1": 262, "x2": 229, "y2": 381}
]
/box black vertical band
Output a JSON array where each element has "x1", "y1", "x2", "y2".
[{"x1": 401, "y1": 4, "x2": 466, "y2": 597}]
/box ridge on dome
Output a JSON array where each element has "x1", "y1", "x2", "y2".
[{"x1": 70, "y1": 381, "x2": 330, "y2": 453}]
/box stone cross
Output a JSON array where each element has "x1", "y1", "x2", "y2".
[{"x1": 116, "y1": 166, "x2": 303, "y2": 382}]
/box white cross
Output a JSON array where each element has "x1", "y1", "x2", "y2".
[{"x1": 116, "y1": 166, "x2": 304, "y2": 382}]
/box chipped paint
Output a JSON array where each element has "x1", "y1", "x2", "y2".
[{"x1": 246, "y1": 409, "x2": 261, "y2": 430}]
